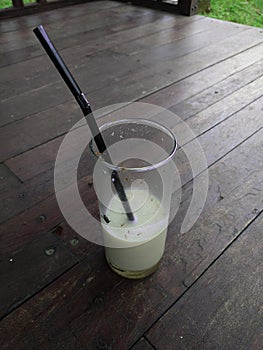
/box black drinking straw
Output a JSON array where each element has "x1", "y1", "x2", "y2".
[{"x1": 33, "y1": 25, "x2": 135, "y2": 221}]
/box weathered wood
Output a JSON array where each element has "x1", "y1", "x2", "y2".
[
  {"x1": 142, "y1": 42, "x2": 263, "y2": 108},
  {"x1": 90, "y1": 30, "x2": 263, "y2": 108},
  {"x1": 0, "y1": 232, "x2": 78, "y2": 320},
  {"x1": 0, "y1": 3, "x2": 263, "y2": 348},
  {"x1": 0, "y1": 0, "x2": 111, "y2": 20},
  {"x1": 0, "y1": 164, "x2": 262, "y2": 348},
  {"x1": 5, "y1": 137, "x2": 63, "y2": 181},
  {"x1": 178, "y1": 0, "x2": 198, "y2": 15},
  {"x1": 0, "y1": 163, "x2": 21, "y2": 192},
  {"x1": 130, "y1": 337, "x2": 155, "y2": 349},
  {"x1": 0, "y1": 16, "x2": 180, "y2": 102},
  {"x1": 170, "y1": 60, "x2": 263, "y2": 120},
  {"x1": 0, "y1": 0, "x2": 122, "y2": 33},
  {"x1": 172, "y1": 96, "x2": 263, "y2": 190},
  {"x1": 109, "y1": 16, "x2": 239, "y2": 56},
  {"x1": 0, "y1": 4, "x2": 171, "y2": 57},
  {"x1": 118, "y1": 0, "x2": 198, "y2": 16},
  {"x1": 1, "y1": 92, "x2": 262, "y2": 224},
  {"x1": 5, "y1": 63, "x2": 263, "y2": 183},
  {"x1": 1, "y1": 122, "x2": 262, "y2": 345},
  {"x1": 1, "y1": 19, "x2": 260, "y2": 128},
  {"x1": 0, "y1": 15, "x2": 199, "y2": 98},
  {"x1": 0, "y1": 101, "x2": 80, "y2": 162},
  {"x1": 146, "y1": 213, "x2": 263, "y2": 350},
  {"x1": 2, "y1": 120, "x2": 262, "y2": 261},
  {"x1": 1, "y1": 94, "x2": 262, "y2": 250},
  {"x1": 0, "y1": 11, "x2": 184, "y2": 67}
]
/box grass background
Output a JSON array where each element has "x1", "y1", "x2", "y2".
[
  {"x1": 0, "y1": 0, "x2": 262, "y2": 28},
  {"x1": 1, "y1": 0, "x2": 34, "y2": 8},
  {"x1": 200, "y1": 0, "x2": 263, "y2": 28}
]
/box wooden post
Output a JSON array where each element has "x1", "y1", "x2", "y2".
[
  {"x1": 178, "y1": 0, "x2": 198, "y2": 15},
  {"x1": 12, "y1": 0, "x2": 24, "y2": 8},
  {"x1": 36, "y1": 0, "x2": 47, "y2": 3}
]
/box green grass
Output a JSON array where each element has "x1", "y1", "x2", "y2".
[
  {"x1": 200, "y1": 0, "x2": 263, "y2": 28},
  {"x1": 0, "y1": 0, "x2": 36, "y2": 8}
]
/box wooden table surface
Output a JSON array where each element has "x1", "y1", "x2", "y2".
[{"x1": 0, "y1": 1, "x2": 262, "y2": 349}]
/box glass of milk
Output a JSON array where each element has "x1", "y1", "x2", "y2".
[{"x1": 90, "y1": 119, "x2": 177, "y2": 279}]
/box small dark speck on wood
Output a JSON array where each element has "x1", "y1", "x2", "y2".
[{"x1": 37, "y1": 215, "x2": 46, "y2": 222}]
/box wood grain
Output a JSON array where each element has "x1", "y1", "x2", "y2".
[
  {"x1": 4, "y1": 57, "x2": 262, "y2": 182},
  {"x1": 146, "y1": 213, "x2": 263, "y2": 350},
  {"x1": 0, "y1": 164, "x2": 262, "y2": 348},
  {"x1": 0, "y1": 163, "x2": 21, "y2": 192},
  {"x1": 0, "y1": 232, "x2": 78, "y2": 320},
  {"x1": 130, "y1": 337, "x2": 155, "y2": 349},
  {"x1": 0, "y1": 3, "x2": 262, "y2": 349}
]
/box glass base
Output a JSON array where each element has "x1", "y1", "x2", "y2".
[{"x1": 106, "y1": 256, "x2": 161, "y2": 279}]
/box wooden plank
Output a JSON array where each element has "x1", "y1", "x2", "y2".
[
  {"x1": 1, "y1": 25, "x2": 261, "y2": 131},
  {"x1": 0, "y1": 14, "x2": 199, "y2": 98},
  {"x1": 1, "y1": 4, "x2": 262, "y2": 350},
  {"x1": 0, "y1": 4, "x2": 173, "y2": 63},
  {"x1": 0, "y1": 0, "x2": 123, "y2": 33},
  {"x1": 0, "y1": 231, "x2": 78, "y2": 320},
  {"x1": 0, "y1": 193, "x2": 61, "y2": 256},
  {"x1": 172, "y1": 96, "x2": 263, "y2": 188},
  {"x1": 141, "y1": 43, "x2": 263, "y2": 108},
  {"x1": 112, "y1": 17, "x2": 246, "y2": 57},
  {"x1": 1, "y1": 0, "x2": 122, "y2": 33},
  {"x1": 175, "y1": 75, "x2": 263, "y2": 146},
  {"x1": 5, "y1": 137, "x2": 63, "y2": 181},
  {"x1": 146, "y1": 213, "x2": 263, "y2": 350},
  {"x1": 0, "y1": 16, "x2": 200, "y2": 119},
  {"x1": 0, "y1": 154, "x2": 96, "y2": 224},
  {"x1": 90, "y1": 31, "x2": 263, "y2": 108},
  {"x1": 0, "y1": 245, "x2": 122, "y2": 348},
  {"x1": 0, "y1": 167, "x2": 55, "y2": 224},
  {"x1": 1, "y1": 93, "x2": 262, "y2": 229},
  {"x1": 0, "y1": 165, "x2": 262, "y2": 348},
  {"x1": 0, "y1": 101, "x2": 81, "y2": 162},
  {"x1": 63, "y1": 154, "x2": 263, "y2": 349},
  {"x1": 0, "y1": 0, "x2": 121, "y2": 20},
  {"x1": 0, "y1": 56, "x2": 169, "y2": 128},
  {"x1": 1, "y1": 107, "x2": 263, "y2": 329},
  {"x1": 0, "y1": 172, "x2": 98, "y2": 256},
  {"x1": 0, "y1": 163, "x2": 21, "y2": 192},
  {"x1": 0, "y1": 185, "x2": 97, "y2": 258},
  {"x1": 130, "y1": 337, "x2": 155, "y2": 350},
  {"x1": 5, "y1": 62, "x2": 263, "y2": 182},
  {"x1": 169, "y1": 60, "x2": 263, "y2": 120},
  {"x1": 109, "y1": 16, "x2": 239, "y2": 56},
  {"x1": 2, "y1": 123, "x2": 262, "y2": 260},
  {"x1": 0, "y1": 11, "x2": 185, "y2": 68},
  {"x1": 0, "y1": 18, "x2": 256, "y2": 120},
  {"x1": 0, "y1": 3, "x2": 153, "y2": 48}
]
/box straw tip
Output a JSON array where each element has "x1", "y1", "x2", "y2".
[{"x1": 33, "y1": 25, "x2": 43, "y2": 34}]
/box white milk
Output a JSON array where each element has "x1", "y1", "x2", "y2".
[{"x1": 102, "y1": 189, "x2": 169, "y2": 274}]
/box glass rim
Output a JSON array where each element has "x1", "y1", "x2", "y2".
[{"x1": 89, "y1": 118, "x2": 177, "y2": 172}]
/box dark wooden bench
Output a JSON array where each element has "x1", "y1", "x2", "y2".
[
  {"x1": 116, "y1": 0, "x2": 199, "y2": 15},
  {"x1": 0, "y1": 0, "x2": 198, "y2": 18}
]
